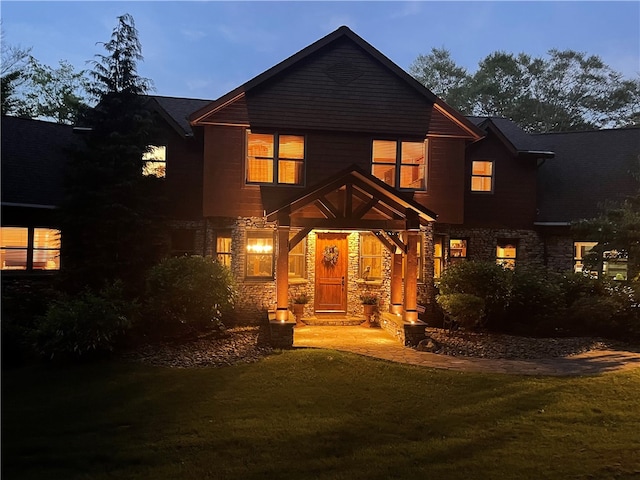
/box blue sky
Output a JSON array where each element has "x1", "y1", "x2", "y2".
[{"x1": 2, "y1": 1, "x2": 639, "y2": 101}]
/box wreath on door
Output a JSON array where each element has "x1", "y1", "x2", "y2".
[{"x1": 323, "y1": 245, "x2": 339, "y2": 266}]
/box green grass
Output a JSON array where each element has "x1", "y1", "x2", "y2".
[{"x1": 3, "y1": 349, "x2": 640, "y2": 480}]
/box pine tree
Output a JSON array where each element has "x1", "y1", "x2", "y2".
[{"x1": 58, "y1": 14, "x2": 167, "y2": 295}]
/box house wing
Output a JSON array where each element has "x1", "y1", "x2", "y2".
[
  {"x1": 190, "y1": 26, "x2": 482, "y2": 139},
  {"x1": 535, "y1": 127, "x2": 640, "y2": 224}
]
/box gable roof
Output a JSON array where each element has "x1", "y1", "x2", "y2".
[
  {"x1": 190, "y1": 26, "x2": 482, "y2": 139},
  {"x1": 146, "y1": 95, "x2": 212, "y2": 137},
  {"x1": 535, "y1": 127, "x2": 640, "y2": 223},
  {"x1": 265, "y1": 164, "x2": 437, "y2": 232},
  {"x1": 1, "y1": 116, "x2": 80, "y2": 209},
  {"x1": 468, "y1": 116, "x2": 554, "y2": 156}
]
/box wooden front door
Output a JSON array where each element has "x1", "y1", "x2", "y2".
[{"x1": 315, "y1": 233, "x2": 348, "y2": 313}]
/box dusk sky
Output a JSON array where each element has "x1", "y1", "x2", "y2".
[{"x1": 2, "y1": 1, "x2": 639, "y2": 101}]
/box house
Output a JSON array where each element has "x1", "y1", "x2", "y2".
[{"x1": 2, "y1": 26, "x2": 638, "y2": 343}]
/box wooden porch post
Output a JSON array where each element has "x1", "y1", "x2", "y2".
[
  {"x1": 403, "y1": 231, "x2": 419, "y2": 323},
  {"x1": 275, "y1": 224, "x2": 290, "y2": 321},
  {"x1": 390, "y1": 252, "x2": 404, "y2": 314}
]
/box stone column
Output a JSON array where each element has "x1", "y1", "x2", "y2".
[
  {"x1": 275, "y1": 225, "x2": 290, "y2": 321},
  {"x1": 390, "y1": 252, "x2": 403, "y2": 314},
  {"x1": 403, "y1": 232, "x2": 419, "y2": 322}
]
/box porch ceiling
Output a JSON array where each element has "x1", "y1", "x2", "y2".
[{"x1": 264, "y1": 165, "x2": 437, "y2": 231}]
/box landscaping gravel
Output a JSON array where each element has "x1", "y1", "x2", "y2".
[
  {"x1": 122, "y1": 326, "x2": 273, "y2": 368},
  {"x1": 424, "y1": 327, "x2": 625, "y2": 360},
  {"x1": 122, "y1": 325, "x2": 634, "y2": 368}
]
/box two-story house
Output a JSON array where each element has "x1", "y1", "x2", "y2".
[{"x1": 2, "y1": 26, "x2": 638, "y2": 338}]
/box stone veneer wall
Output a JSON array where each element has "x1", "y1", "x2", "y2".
[
  {"x1": 435, "y1": 226, "x2": 546, "y2": 267},
  {"x1": 200, "y1": 216, "x2": 441, "y2": 324},
  {"x1": 541, "y1": 232, "x2": 575, "y2": 272}
]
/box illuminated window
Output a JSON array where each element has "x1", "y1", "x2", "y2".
[
  {"x1": 245, "y1": 231, "x2": 274, "y2": 278},
  {"x1": 288, "y1": 232, "x2": 306, "y2": 279},
  {"x1": 1, "y1": 226, "x2": 60, "y2": 271},
  {"x1": 496, "y1": 239, "x2": 517, "y2": 269},
  {"x1": 360, "y1": 233, "x2": 383, "y2": 280},
  {"x1": 574, "y1": 241, "x2": 597, "y2": 274},
  {"x1": 372, "y1": 140, "x2": 426, "y2": 190},
  {"x1": 471, "y1": 160, "x2": 493, "y2": 192},
  {"x1": 603, "y1": 249, "x2": 628, "y2": 280},
  {"x1": 143, "y1": 145, "x2": 167, "y2": 178},
  {"x1": 434, "y1": 236, "x2": 445, "y2": 278},
  {"x1": 449, "y1": 239, "x2": 467, "y2": 263},
  {"x1": 216, "y1": 233, "x2": 232, "y2": 268},
  {"x1": 246, "y1": 132, "x2": 304, "y2": 185}
]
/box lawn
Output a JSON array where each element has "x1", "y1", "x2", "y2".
[{"x1": 3, "y1": 349, "x2": 640, "y2": 480}]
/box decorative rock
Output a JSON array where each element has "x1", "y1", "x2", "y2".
[{"x1": 416, "y1": 338, "x2": 440, "y2": 352}]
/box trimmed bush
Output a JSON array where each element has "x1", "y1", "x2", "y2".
[
  {"x1": 143, "y1": 256, "x2": 237, "y2": 338},
  {"x1": 438, "y1": 261, "x2": 511, "y2": 328},
  {"x1": 436, "y1": 293, "x2": 485, "y2": 330},
  {"x1": 37, "y1": 281, "x2": 134, "y2": 359},
  {"x1": 507, "y1": 266, "x2": 565, "y2": 334}
]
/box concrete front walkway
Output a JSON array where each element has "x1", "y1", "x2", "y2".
[{"x1": 293, "y1": 325, "x2": 640, "y2": 376}]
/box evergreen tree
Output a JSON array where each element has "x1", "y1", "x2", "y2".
[{"x1": 59, "y1": 13, "x2": 167, "y2": 295}]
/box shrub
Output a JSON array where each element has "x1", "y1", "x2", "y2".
[
  {"x1": 507, "y1": 266, "x2": 565, "y2": 333},
  {"x1": 438, "y1": 261, "x2": 510, "y2": 328},
  {"x1": 1, "y1": 278, "x2": 61, "y2": 365},
  {"x1": 37, "y1": 281, "x2": 134, "y2": 359},
  {"x1": 143, "y1": 256, "x2": 237, "y2": 338},
  {"x1": 436, "y1": 293, "x2": 485, "y2": 330}
]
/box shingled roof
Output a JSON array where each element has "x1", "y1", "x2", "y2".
[
  {"x1": 467, "y1": 116, "x2": 553, "y2": 155},
  {"x1": 147, "y1": 95, "x2": 212, "y2": 136},
  {"x1": 535, "y1": 127, "x2": 640, "y2": 223},
  {"x1": 1, "y1": 116, "x2": 80, "y2": 208}
]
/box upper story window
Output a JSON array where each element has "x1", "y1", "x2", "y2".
[
  {"x1": 372, "y1": 140, "x2": 426, "y2": 190},
  {"x1": 471, "y1": 160, "x2": 493, "y2": 192},
  {"x1": 246, "y1": 132, "x2": 305, "y2": 185},
  {"x1": 143, "y1": 145, "x2": 167, "y2": 178},
  {"x1": 0, "y1": 226, "x2": 61, "y2": 271}
]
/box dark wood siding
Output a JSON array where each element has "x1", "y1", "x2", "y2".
[
  {"x1": 203, "y1": 125, "x2": 263, "y2": 217},
  {"x1": 201, "y1": 95, "x2": 250, "y2": 125},
  {"x1": 203, "y1": 127, "x2": 466, "y2": 222},
  {"x1": 415, "y1": 138, "x2": 465, "y2": 224},
  {"x1": 243, "y1": 38, "x2": 432, "y2": 136},
  {"x1": 165, "y1": 127, "x2": 204, "y2": 219},
  {"x1": 464, "y1": 133, "x2": 538, "y2": 228},
  {"x1": 429, "y1": 107, "x2": 475, "y2": 138}
]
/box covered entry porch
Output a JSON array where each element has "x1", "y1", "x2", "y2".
[{"x1": 264, "y1": 166, "x2": 437, "y2": 346}]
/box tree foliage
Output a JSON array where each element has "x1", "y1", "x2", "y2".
[
  {"x1": 1, "y1": 26, "x2": 31, "y2": 116},
  {"x1": 58, "y1": 13, "x2": 166, "y2": 296},
  {"x1": 409, "y1": 47, "x2": 640, "y2": 132}
]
